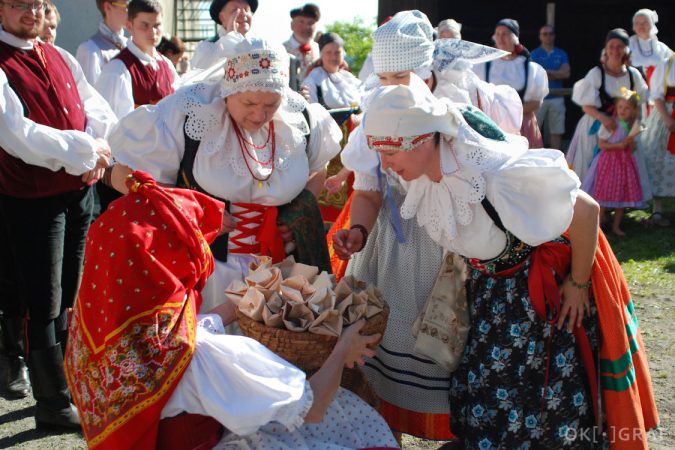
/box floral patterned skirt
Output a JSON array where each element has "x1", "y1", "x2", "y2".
[{"x1": 450, "y1": 260, "x2": 602, "y2": 449}]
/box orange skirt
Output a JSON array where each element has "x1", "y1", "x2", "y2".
[{"x1": 378, "y1": 399, "x2": 455, "y2": 441}]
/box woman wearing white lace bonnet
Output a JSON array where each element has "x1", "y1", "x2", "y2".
[
  {"x1": 629, "y1": 8, "x2": 673, "y2": 89},
  {"x1": 328, "y1": 10, "x2": 462, "y2": 443},
  {"x1": 356, "y1": 81, "x2": 623, "y2": 449},
  {"x1": 340, "y1": 9, "x2": 437, "y2": 183},
  {"x1": 108, "y1": 33, "x2": 342, "y2": 315},
  {"x1": 325, "y1": 10, "x2": 437, "y2": 203}
]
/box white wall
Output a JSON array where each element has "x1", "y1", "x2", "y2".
[
  {"x1": 52, "y1": 0, "x2": 100, "y2": 54},
  {"x1": 53, "y1": 0, "x2": 175, "y2": 55}
]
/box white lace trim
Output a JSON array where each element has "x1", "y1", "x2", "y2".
[
  {"x1": 399, "y1": 113, "x2": 520, "y2": 244},
  {"x1": 180, "y1": 82, "x2": 224, "y2": 142},
  {"x1": 275, "y1": 380, "x2": 314, "y2": 431},
  {"x1": 353, "y1": 172, "x2": 381, "y2": 192},
  {"x1": 400, "y1": 167, "x2": 484, "y2": 246},
  {"x1": 178, "y1": 82, "x2": 309, "y2": 178}
]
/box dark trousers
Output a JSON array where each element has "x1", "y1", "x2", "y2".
[{"x1": 0, "y1": 187, "x2": 94, "y2": 352}]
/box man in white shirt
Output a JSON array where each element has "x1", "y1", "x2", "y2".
[
  {"x1": 190, "y1": 0, "x2": 257, "y2": 70},
  {"x1": 95, "y1": 0, "x2": 178, "y2": 120},
  {"x1": 76, "y1": 0, "x2": 129, "y2": 85},
  {"x1": 0, "y1": 0, "x2": 116, "y2": 430},
  {"x1": 283, "y1": 3, "x2": 320, "y2": 91}
]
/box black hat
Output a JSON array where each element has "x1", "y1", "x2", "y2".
[
  {"x1": 496, "y1": 18, "x2": 520, "y2": 38},
  {"x1": 210, "y1": 0, "x2": 258, "y2": 25},
  {"x1": 290, "y1": 3, "x2": 320, "y2": 21},
  {"x1": 605, "y1": 28, "x2": 629, "y2": 46}
]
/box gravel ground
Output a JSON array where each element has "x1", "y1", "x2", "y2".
[{"x1": 0, "y1": 293, "x2": 672, "y2": 449}]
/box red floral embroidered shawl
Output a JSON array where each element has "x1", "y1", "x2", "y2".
[{"x1": 64, "y1": 172, "x2": 223, "y2": 449}]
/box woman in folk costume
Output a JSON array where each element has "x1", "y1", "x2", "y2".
[
  {"x1": 329, "y1": 11, "x2": 452, "y2": 441},
  {"x1": 327, "y1": 10, "x2": 439, "y2": 283},
  {"x1": 473, "y1": 18, "x2": 549, "y2": 147},
  {"x1": 302, "y1": 32, "x2": 362, "y2": 109},
  {"x1": 348, "y1": 81, "x2": 658, "y2": 449},
  {"x1": 566, "y1": 28, "x2": 649, "y2": 183},
  {"x1": 639, "y1": 54, "x2": 675, "y2": 227},
  {"x1": 65, "y1": 171, "x2": 399, "y2": 450},
  {"x1": 329, "y1": 12, "x2": 524, "y2": 280},
  {"x1": 332, "y1": 10, "x2": 521, "y2": 442},
  {"x1": 628, "y1": 9, "x2": 672, "y2": 102},
  {"x1": 108, "y1": 34, "x2": 342, "y2": 314},
  {"x1": 302, "y1": 31, "x2": 363, "y2": 223}
]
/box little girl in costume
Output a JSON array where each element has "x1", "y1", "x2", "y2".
[{"x1": 582, "y1": 88, "x2": 648, "y2": 235}]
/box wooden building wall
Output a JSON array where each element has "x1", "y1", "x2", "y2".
[{"x1": 378, "y1": 0, "x2": 675, "y2": 136}]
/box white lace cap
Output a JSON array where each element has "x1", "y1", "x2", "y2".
[
  {"x1": 219, "y1": 33, "x2": 292, "y2": 98},
  {"x1": 372, "y1": 10, "x2": 434, "y2": 74},
  {"x1": 195, "y1": 33, "x2": 310, "y2": 134},
  {"x1": 363, "y1": 83, "x2": 456, "y2": 139}
]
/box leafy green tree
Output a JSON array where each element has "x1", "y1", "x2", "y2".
[{"x1": 325, "y1": 17, "x2": 375, "y2": 75}]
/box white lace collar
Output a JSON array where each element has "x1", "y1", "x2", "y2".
[
  {"x1": 398, "y1": 108, "x2": 527, "y2": 246},
  {"x1": 178, "y1": 82, "x2": 308, "y2": 177}
]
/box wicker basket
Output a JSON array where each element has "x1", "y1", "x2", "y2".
[{"x1": 236, "y1": 299, "x2": 389, "y2": 372}]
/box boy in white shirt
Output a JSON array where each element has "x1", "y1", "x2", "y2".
[
  {"x1": 76, "y1": 0, "x2": 129, "y2": 85},
  {"x1": 95, "y1": 0, "x2": 178, "y2": 119}
]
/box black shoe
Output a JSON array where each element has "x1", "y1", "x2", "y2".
[
  {"x1": 28, "y1": 344, "x2": 81, "y2": 430},
  {"x1": 6, "y1": 355, "x2": 30, "y2": 398},
  {"x1": 34, "y1": 400, "x2": 80, "y2": 430}
]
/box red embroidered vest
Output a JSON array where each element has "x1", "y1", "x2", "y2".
[
  {"x1": 0, "y1": 41, "x2": 87, "y2": 198},
  {"x1": 115, "y1": 48, "x2": 174, "y2": 107}
]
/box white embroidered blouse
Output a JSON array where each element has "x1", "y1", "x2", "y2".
[
  {"x1": 571, "y1": 66, "x2": 648, "y2": 108},
  {"x1": 303, "y1": 67, "x2": 363, "y2": 109},
  {"x1": 345, "y1": 100, "x2": 580, "y2": 260},
  {"x1": 109, "y1": 81, "x2": 342, "y2": 206},
  {"x1": 649, "y1": 57, "x2": 675, "y2": 102},
  {"x1": 628, "y1": 35, "x2": 672, "y2": 71},
  {"x1": 472, "y1": 56, "x2": 549, "y2": 103}
]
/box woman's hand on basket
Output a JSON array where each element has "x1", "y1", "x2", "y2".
[{"x1": 335, "y1": 319, "x2": 380, "y2": 369}]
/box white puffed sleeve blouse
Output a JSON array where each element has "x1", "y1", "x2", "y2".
[
  {"x1": 109, "y1": 81, "x2": 342, "y2": 206},
  {"x1": 571, "y1": 66, "x2": 648, "y2": 108},
  {"x1": 473, "y1": 56, "x2": 549, "y2": 103}
]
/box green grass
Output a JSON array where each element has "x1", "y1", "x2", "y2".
[{"x1": 605, "y1": 200, "x2": 675, "y2": 297}]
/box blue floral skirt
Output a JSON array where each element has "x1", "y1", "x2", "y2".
[{"x1": 450, "y1": 260, "x2": 602, "y2": 449}]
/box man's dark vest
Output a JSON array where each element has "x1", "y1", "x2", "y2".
[
  {"x1": 0, "y1": 41, "x2": 86, "y2": 198},
  {"x1": 115, "y1": 48, "x2": 174, "y2": 107}
]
